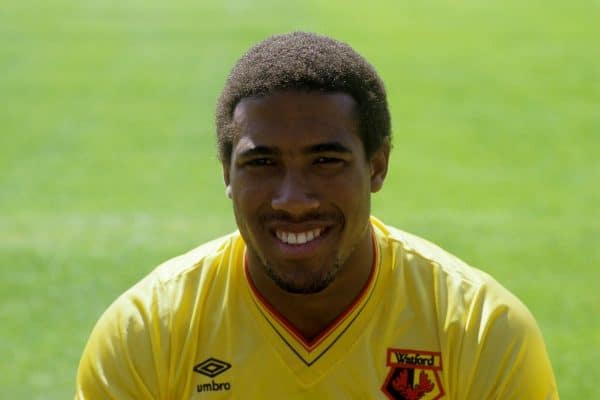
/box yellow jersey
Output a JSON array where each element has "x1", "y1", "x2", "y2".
[{"x1": 76, "y1": 217, "x2": 558, "y2": 399}]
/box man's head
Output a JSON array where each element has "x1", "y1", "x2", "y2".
[
  {"x1": 218, "y1": 32, "x2": 391, "y2": 295},
  {"x1": 216, "y1": 31, "x2": 391, "y2": 164}
]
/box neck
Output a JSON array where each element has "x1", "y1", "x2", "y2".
[{"x1": 246, "y1": 226, "x2": 375, "y2": 341}]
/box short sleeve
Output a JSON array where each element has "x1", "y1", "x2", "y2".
[
  {"x1": 444, "y1": 279, "x2": 559, "y2": 399},
  {"x1": 75, "y1": 283, "x2": 169, "y2": 400}
]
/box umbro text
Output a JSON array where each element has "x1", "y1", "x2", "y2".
[{"x1": 197, "y1": 380, "x2": 231, "y2": 392}]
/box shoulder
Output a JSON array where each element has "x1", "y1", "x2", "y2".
[
  {"x1": 371, "y1": 216, "x2": 532, "y2": 322},
  {"x1": 370, "y1": 221, "x2": 558, "y2": 397},
  {"x1": 96, "y1": 231, "x2": 244, "y2": 327},
  {"x1": 148, "y1": 231, "x2": 243, "y2": 285},
  {"x1": 372, "y1": 216, "x2": 487, "y2": 285},
  {"x1": 76, "y1": 231, "x2": 245, "y2": 393}
]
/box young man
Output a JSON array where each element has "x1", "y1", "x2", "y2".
[{"x1": 76, "y1": 32, "x2": 558, "y2": 399}]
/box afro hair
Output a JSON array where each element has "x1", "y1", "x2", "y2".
[{"x1": 215, "y1": 31, "x2": 391, "y2": 163}]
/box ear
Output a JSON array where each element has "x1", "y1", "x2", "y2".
[
  {"x1": 369, "y1": 137, "x2": 390, "y2": 193},
  {"x1": 222, "y1": 161, "x2": 232, "y2": 198}
]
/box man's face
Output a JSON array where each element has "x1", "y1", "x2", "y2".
[{"x1": 224, "y1": 90, "x2": 388, "y2": 294}]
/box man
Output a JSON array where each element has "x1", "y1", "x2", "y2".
[{"x1": 76, "y1": 32, "x2": 558, "y2": 399}]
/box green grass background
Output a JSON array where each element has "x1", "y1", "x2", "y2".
[{"x1": 1, "y1": 0, "x2": 598, "y2": 398}]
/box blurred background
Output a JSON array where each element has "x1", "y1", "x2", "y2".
[{"x1": 1, "y1": 0, "x2": 598, "y2": 397}]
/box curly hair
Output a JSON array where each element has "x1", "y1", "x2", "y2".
[{"x1": 215, "y1": 31, "x2": 391, "y2": 163}]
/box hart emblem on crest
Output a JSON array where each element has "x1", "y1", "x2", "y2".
[{"x1": 381, "y1": 348, "x2": 445, "y2": 400}]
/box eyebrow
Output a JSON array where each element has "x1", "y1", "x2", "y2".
[
  {"x1": 237, "y1": 146, "x2": 278, "y2": 159},
  {"x1": 237, "y1": 141, "x2": 353, "y2": 159},
  {"x1": 306, "y1": 142, "x2": 352, "y2": 154}
]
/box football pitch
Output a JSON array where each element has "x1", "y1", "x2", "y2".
[{"x1": 1, "y1": 0, "x2": 598, "y2": 398}]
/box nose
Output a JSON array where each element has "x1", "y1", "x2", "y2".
[{"x1": 271, "y1": 170, "x2": 320, "y2": 215}]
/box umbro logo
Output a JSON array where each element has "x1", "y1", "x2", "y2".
[
  {"x1": 193, "y1": 357, "x2": 232, "y2": 393},
  {"x1": 193, "y1": 357, "x2": 231, "y2": 378}
]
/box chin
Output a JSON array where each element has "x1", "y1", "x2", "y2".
[{"x1": 265, "y1": 263, "x2": 340, "y2": 295}]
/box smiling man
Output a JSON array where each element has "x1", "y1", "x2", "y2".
[
  {"x1": 226, "y1": 90, "x2": 387, "y2": 341},
  {"x1": 76, "y1": 32, "x2": 558, "y2": 399}
]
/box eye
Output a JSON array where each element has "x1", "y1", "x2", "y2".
[
  {"x1": 314, "y1": 156, "x2": 344, "y2": 166},
  {"x1": 245, "y1": 158, "x2": 275, "y2": 167}
]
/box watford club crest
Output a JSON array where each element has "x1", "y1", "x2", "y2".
[{"x1": 381, "y1": 348, "x2": 445, "y2": 400}]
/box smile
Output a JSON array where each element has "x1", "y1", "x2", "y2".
[{"x1": 275, "y1": 228, "x2": 323, "y2": 245}]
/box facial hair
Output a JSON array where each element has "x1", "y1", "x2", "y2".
[
  {"x1": 249, "y1": 210, "x2": 367, "y2": 294},
  {"x1": 264, "y1": 259, "x2": 342, "y2": 294}
]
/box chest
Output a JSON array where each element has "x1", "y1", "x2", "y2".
[{"x1": 174, "y1": 311, "x2": 445, "y2": 399}]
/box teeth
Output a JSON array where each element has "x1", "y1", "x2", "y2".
[
  {"x1": 276, "y1": 228, "x2": 322, "y2": 245},
  {"x1": 297, "y1": 232, "x2": 307, "y2": 244},
  {"x1": 288, "y1": 233, "x2": 297, "y2": 244}
]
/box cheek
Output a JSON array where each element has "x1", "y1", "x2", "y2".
[
  {"x1": 328, "y1": 175, "x2": 372, "y2": 228},
  {"x1": 322, "y1": 173, "x2": 371, "y2": 205},
  {"x1": 232, "y1": 169, "x2": 277, "y2": 197},
  {"x1": 233, "y1": 186, "x2": 266, "y2": 214},
  {"x1": 231, "y1": 182, "x2": 269, "y2": 232}
]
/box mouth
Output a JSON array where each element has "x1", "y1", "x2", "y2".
[{"x1": 275, "y1": 228, "x2": 324, "y2": 245}]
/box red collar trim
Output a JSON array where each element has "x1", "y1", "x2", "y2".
[{"x1": 244, "y1": 230, "x2": 379, "y2": 351}]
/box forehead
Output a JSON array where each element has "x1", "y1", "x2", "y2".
[{"x1": 232, "y1": 90, "x2": 361, "y2": 152}]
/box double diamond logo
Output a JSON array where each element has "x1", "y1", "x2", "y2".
[{"x1": 193, "y1": 358, "x2": 232, "y2": 378}]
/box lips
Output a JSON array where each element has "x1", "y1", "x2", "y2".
[{"x1": 275, "y1": 228, "x2": 323, "y2": 245}]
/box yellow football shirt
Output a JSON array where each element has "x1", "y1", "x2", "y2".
[{"x1": 76, "y1": 217, "x2": 558, "y2": 399}]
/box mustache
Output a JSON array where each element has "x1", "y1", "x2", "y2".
[{"x1": 259, "y1": 210, "x2": 340, "y2": 224}]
